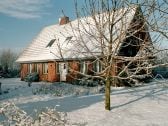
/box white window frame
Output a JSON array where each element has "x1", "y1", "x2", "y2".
[
  {"x1": 96, "y1": 61, "x2": 100, "y2": 72},
  {"x1": 94, "y1": 60, "x2": 102, "y2": 73},
  {"x1": 80, "y1": 61, "x2": 87, "y2": 74},
  {"x1": 29, "y1": 64, "x2": 32, "y2": 73}
]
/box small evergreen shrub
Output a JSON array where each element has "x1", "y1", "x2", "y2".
[{"x1": 24, "y1": 72, "x2": 39, "y2": 82}]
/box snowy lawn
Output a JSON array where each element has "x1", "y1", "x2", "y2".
[
  {"x1": 0, "y1": 78, "x2": 168, "y2": 126},
  {"x1": 68, "y1": 80, "x2": 168, "y2": 126}
]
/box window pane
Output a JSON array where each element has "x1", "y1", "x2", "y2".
[
  {"x1": 93, "y1": 61, "x2": 97, "y2": 72},
  {"x1": 80, "y1": 61, "x2": 83, "y2": 73},
  {"x1": 34, "y1": 64, "x2": 38, "y2": 73},
  {"x1": 29, "y1": 64, "x2": 32, "y2": 73},
  {"x1": 80, "y1": 61, "x2": 88, "y2": 74},
  {"x1": 93, "y1": 60, "x2": 102, "y2": 73},
  {"x1": 85, "y1": 62, "x2": 88, "y2": 74},
  {"x1": 56, "y1": 62, "x2": 59, "y2": 73},
  {"x1": 68, "y1": 62, "x2": 70, "y2": 73},
  {"x1": 43, "y1": 63, "x2": 48, "y2": 74},
  {"x1": 96, "y1": 61, "x2": 100, "y2": 72}
]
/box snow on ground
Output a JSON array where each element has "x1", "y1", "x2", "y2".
[
  {"x1": 68, "y1": 80, "x2": 168, "y2": 126},
  {"x1": 0, "y1": 78, "x2": 55, "y2": 104},
  {"x1": 0, "y1": 78, "x2": 168, "y2": 126},
  {"x1": 0, "y1": 78, "x2": 104, "y2": 117}
]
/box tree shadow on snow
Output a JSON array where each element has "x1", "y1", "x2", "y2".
[
  {"x1": 18, "y1": 94, "x2": 104, "y2": 116},
  {"x1": 111, "y1": 84, "x2": 168, "y2": 110},
  {"x1": 17, "y1": 81, "x2": 168, "y2": 116}
]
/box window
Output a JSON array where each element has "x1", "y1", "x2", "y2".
[
  {"x1": 43, "y1": 63, "x2": 48, "y2": 74},
  {"x1": 80, "y1": 61, "x2": 84, "y2": 73},
  {"x1": 29, "y1": 64, "x2": 32, "y2": 73},
  {"x1": 67, "y1": 62, "x2": 70, "y2": 73},
  {"x1": 99, "y1": 61, "x2": 102, "y2": 72},
  {"x1": 93, "y1": 60, "x2": 102, "y2": 73},
  {"x1": 46, "y1": 39, "x2": 56, "y2": 48},
  {"x1": 56, "y1": 62, "x2": 60, "y2": 73},
  {"x1": 34, "y1": 64, "x2": 38, "y2": 73},
  {"x1": 96, "y1": 61, "x2": 100, "y2": 72},
  {"x1": 65, "y1": 36, "x2": 72, "y2": 41},
  {"x1": 80, "y1": 61, "x2": 87, "y2": 74},
  {"x1": 93, "y1": 61, "x2": 97, "y2": 72}
]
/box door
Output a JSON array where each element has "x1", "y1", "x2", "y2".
[{"x1": 60, "y1": 62, "x2": 67, "y2": 81}]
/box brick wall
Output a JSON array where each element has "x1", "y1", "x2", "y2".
[
  {"x1": 48, "y1": 62, "x2": 57, "y2": 82},
  {"x1": 20, "y1": 64, "x2": 28, "y2": 80},
  {"x1": 67, "y1": 61, "x2": 80, "y2": 82},
  {"x1": 20, "y1": 60, "x2": 107, "y2": 82}
]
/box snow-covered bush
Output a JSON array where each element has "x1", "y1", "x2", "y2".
[
  {"x1": 78, "y1": 78, "x2": 100, "y2": 87},
  {"x1": 0, "y1": 102, "x2": 33, "y2": 125},
  {"x1": 32, "y1": 82, "x2": 103, "y2": 97},
  {"x1": 0, "y1": 102, "x2": 86, "y2": 126}
]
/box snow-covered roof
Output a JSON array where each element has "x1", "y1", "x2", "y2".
[{"x1": 16, "y1": 5, "x2": 137, "y2": 63}]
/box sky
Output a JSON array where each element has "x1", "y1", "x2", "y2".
[
  {"x1": 0, "y1": 0, "x2": 167, "y2": 53},
  {"x1": 0, "y1": 0, "x2": 84, "y2": 52}
]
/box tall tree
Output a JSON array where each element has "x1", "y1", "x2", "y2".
[{"x1": 56, "y1": 0, "x2": 168, "y2": 110}]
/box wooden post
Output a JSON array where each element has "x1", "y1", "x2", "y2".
[
  {"x1": 28, "y1": 81, "x2": 32, "y2": 87},
  {"x1": 105, "y1": 77, "x2": 111, "y2": 110}
]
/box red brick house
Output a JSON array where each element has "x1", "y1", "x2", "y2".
[{"x1": 16, "y1": 6, "x2": 152, "y2": 82}]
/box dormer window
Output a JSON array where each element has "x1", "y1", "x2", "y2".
[
  {"x1": 46, "y1": 39, "x2": 56, "y2": 48},
  {"x1": 65, "y1": 36, "x2": 72, "y2": 41}
]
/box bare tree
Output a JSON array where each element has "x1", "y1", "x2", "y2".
[
  {"x1": 54, "y1": 0, "x2": 168, "y2": 110},
  {"x1": 0, "y1": 49, "x2": 20, "y2": 77},
  {"x1": 0, "y1": 49, "x2": 14, "y2": 72}
]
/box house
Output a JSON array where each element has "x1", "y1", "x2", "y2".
[{"x1": 16, "y1": 5, "x2": 153, "y2": 82}]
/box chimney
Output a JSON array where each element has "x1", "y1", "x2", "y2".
[{"x1": 59, "y1": 16, "x2": 70, "y2": 25}]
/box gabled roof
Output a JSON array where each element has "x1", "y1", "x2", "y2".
[{"x1": 16, "y1": 5, "x2": 138, "y2": 63}]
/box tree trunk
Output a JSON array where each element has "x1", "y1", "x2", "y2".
[{"x1": 105, "y1": 77, "x2": 111, "y2": 110}]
